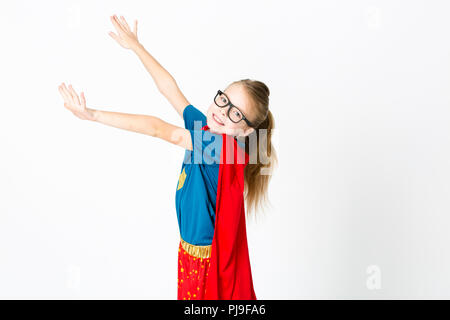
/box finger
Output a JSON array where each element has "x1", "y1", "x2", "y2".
[
  {"x1": 108, "y1": 31, "x2": 120, "y2": 42},
  {"x1": 66, "y1": 84, "x2": 76, "y2": 102},
  {"x1": 59, "y1": 83, "x2": 73, "y2": 104},
  {"x1": 58, "y1": 84, "x2": 69, "y2": 101},
  {"x1": 80, "y1": 91, "x2": 87, "y2": 108},
  {"x1": 133, "y1": 19, "x2": 138, "y2": 36},
  {"x1": 63, "y1": 83, "x2": 76, "y2": 104},
  {"x1": 68, "y1": 84, "x2": 81, "y2": 106},
  {"x1": 113, "y1": 14, "x2": 127, "y2": 32},
  {"x1": 120, "y1": 15, "x2": 130, "y2": 31},
  {"x1": 59, "y1": 88, "x2": 72, "y2": 107},
  {"x1": 62, "y1": 83, "x2": 73, "y2": 100},
  {"x1": 110, "y1": 15, "x2": 124, "y2": 34}
]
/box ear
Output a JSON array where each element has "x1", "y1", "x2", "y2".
[{"x1": 243, "y1": 127, "x2": 255, "y2": 137}]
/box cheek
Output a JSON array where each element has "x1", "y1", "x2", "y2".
[
  {"x1": 207, "y1": 111, "x2": 215, "y2": 125},
  {"x1": 226, "y1": 121, "x2": 239, "y2": 129},
  {"x1": 224, "y1": 121, "x2": 246, "y2": 135}
]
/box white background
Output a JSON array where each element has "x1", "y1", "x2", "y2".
[{"x1": 1, "y1": 0, "x2": 449, "y2": 299}]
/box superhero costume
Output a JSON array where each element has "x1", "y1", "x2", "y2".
[{"x1": 175, "y1": 104, "x2": 256, "y2": 300}]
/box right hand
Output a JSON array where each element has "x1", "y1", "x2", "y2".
[
  {"x1": 58, "y1": 83, "x2": 96, "y2": 121},
  {"x1": 109, "y1": 14, "x2": 139, "y2": 50}
]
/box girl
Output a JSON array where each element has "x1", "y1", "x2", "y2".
[{"x1": 58, "y1": 14, "x2": 277, "y2": 300}]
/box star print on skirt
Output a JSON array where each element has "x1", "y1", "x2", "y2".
[{"x1": 177, "y1": 240, "x2": 211, "y2": 300}]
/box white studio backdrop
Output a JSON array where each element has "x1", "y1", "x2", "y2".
[{"x1": 0, "y1": 0, "x2": 449, "y2": 299}]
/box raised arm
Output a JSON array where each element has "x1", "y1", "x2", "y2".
[
  {"x1": 108, "y1": 14, "x2": 190, "y2": 118},
  {"x1": 58, "y1": 82, "x2": 193, "y2": 151}
]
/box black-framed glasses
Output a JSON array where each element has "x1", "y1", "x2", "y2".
[{"x1": 214, "y1": 90, "x2": 255, "y2": 128}]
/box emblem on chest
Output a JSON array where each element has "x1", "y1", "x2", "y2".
[{"x1": 177, "y1": 167, "x2": 187, "y2": 190}]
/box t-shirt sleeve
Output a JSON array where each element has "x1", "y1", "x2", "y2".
[
  {"x1": 182, "y1": 105, "x2": 223, "y2": 165},
  {"x1": 183, "y1": 104, "x2": 207, "y2": 130}
]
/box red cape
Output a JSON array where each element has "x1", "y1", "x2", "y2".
[{"x1": 202, "y1": 126, "x2": 257, "y2": 300}]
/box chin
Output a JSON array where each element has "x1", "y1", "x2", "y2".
[
  {"x1": 210, "y1": 126, "x2": 224, "y2": 135},
  {"x1": 206, "y1": 119, "x2": 221, "y2": 134}
]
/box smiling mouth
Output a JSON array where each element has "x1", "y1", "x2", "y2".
[{"x1": 213, "y1": 113, "x2": 224, "y2": 126}]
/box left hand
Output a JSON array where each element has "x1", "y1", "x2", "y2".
[
  {"x1": 108, "y1": 14, "x2": 139, "y2": 50},
  {"x1": 58, "y1": 83, "x2": 96, "y2": 121}
]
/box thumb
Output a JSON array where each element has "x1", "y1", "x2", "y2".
[
  {"x1": 108, "y1": 31, "x2": 119, "y2": 42},
  {"x1": 80, "y1": 91, "x2": 86, "y2": 107}
]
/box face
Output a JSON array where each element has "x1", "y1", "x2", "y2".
[{"x1": 206, "y1": 84, "x2": 256, "y2": 137}]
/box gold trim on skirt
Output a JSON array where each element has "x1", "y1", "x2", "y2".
[{"x1": 180, "y1": 237, "x2": 212, "y2": 259}]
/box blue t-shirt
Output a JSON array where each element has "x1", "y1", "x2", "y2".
[
  {"x1": 175, "y1": 104, "x2": 245, "y2": 246},
  {"x1": 175, "y1": 104, "x2": 246, "y2": 246},
  {"x1": 175, "y1": 104, "x2": 223, "y2": 246}
]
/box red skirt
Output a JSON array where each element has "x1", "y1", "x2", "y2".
[{"x1": 177, "y1": 238, "x2": 211, "y2": 300}]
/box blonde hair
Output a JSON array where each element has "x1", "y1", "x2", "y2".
[{"x1": 227, "y1": 79, "x2": 278, "y2": 220}]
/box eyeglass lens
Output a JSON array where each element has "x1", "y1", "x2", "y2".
[{"x1": 215, "y1": 92, "x2": 243, "y2": 123}]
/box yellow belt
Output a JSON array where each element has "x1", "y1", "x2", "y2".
[{"x1": 180, "y1": 237, "x2": 212, "y2": 259}]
